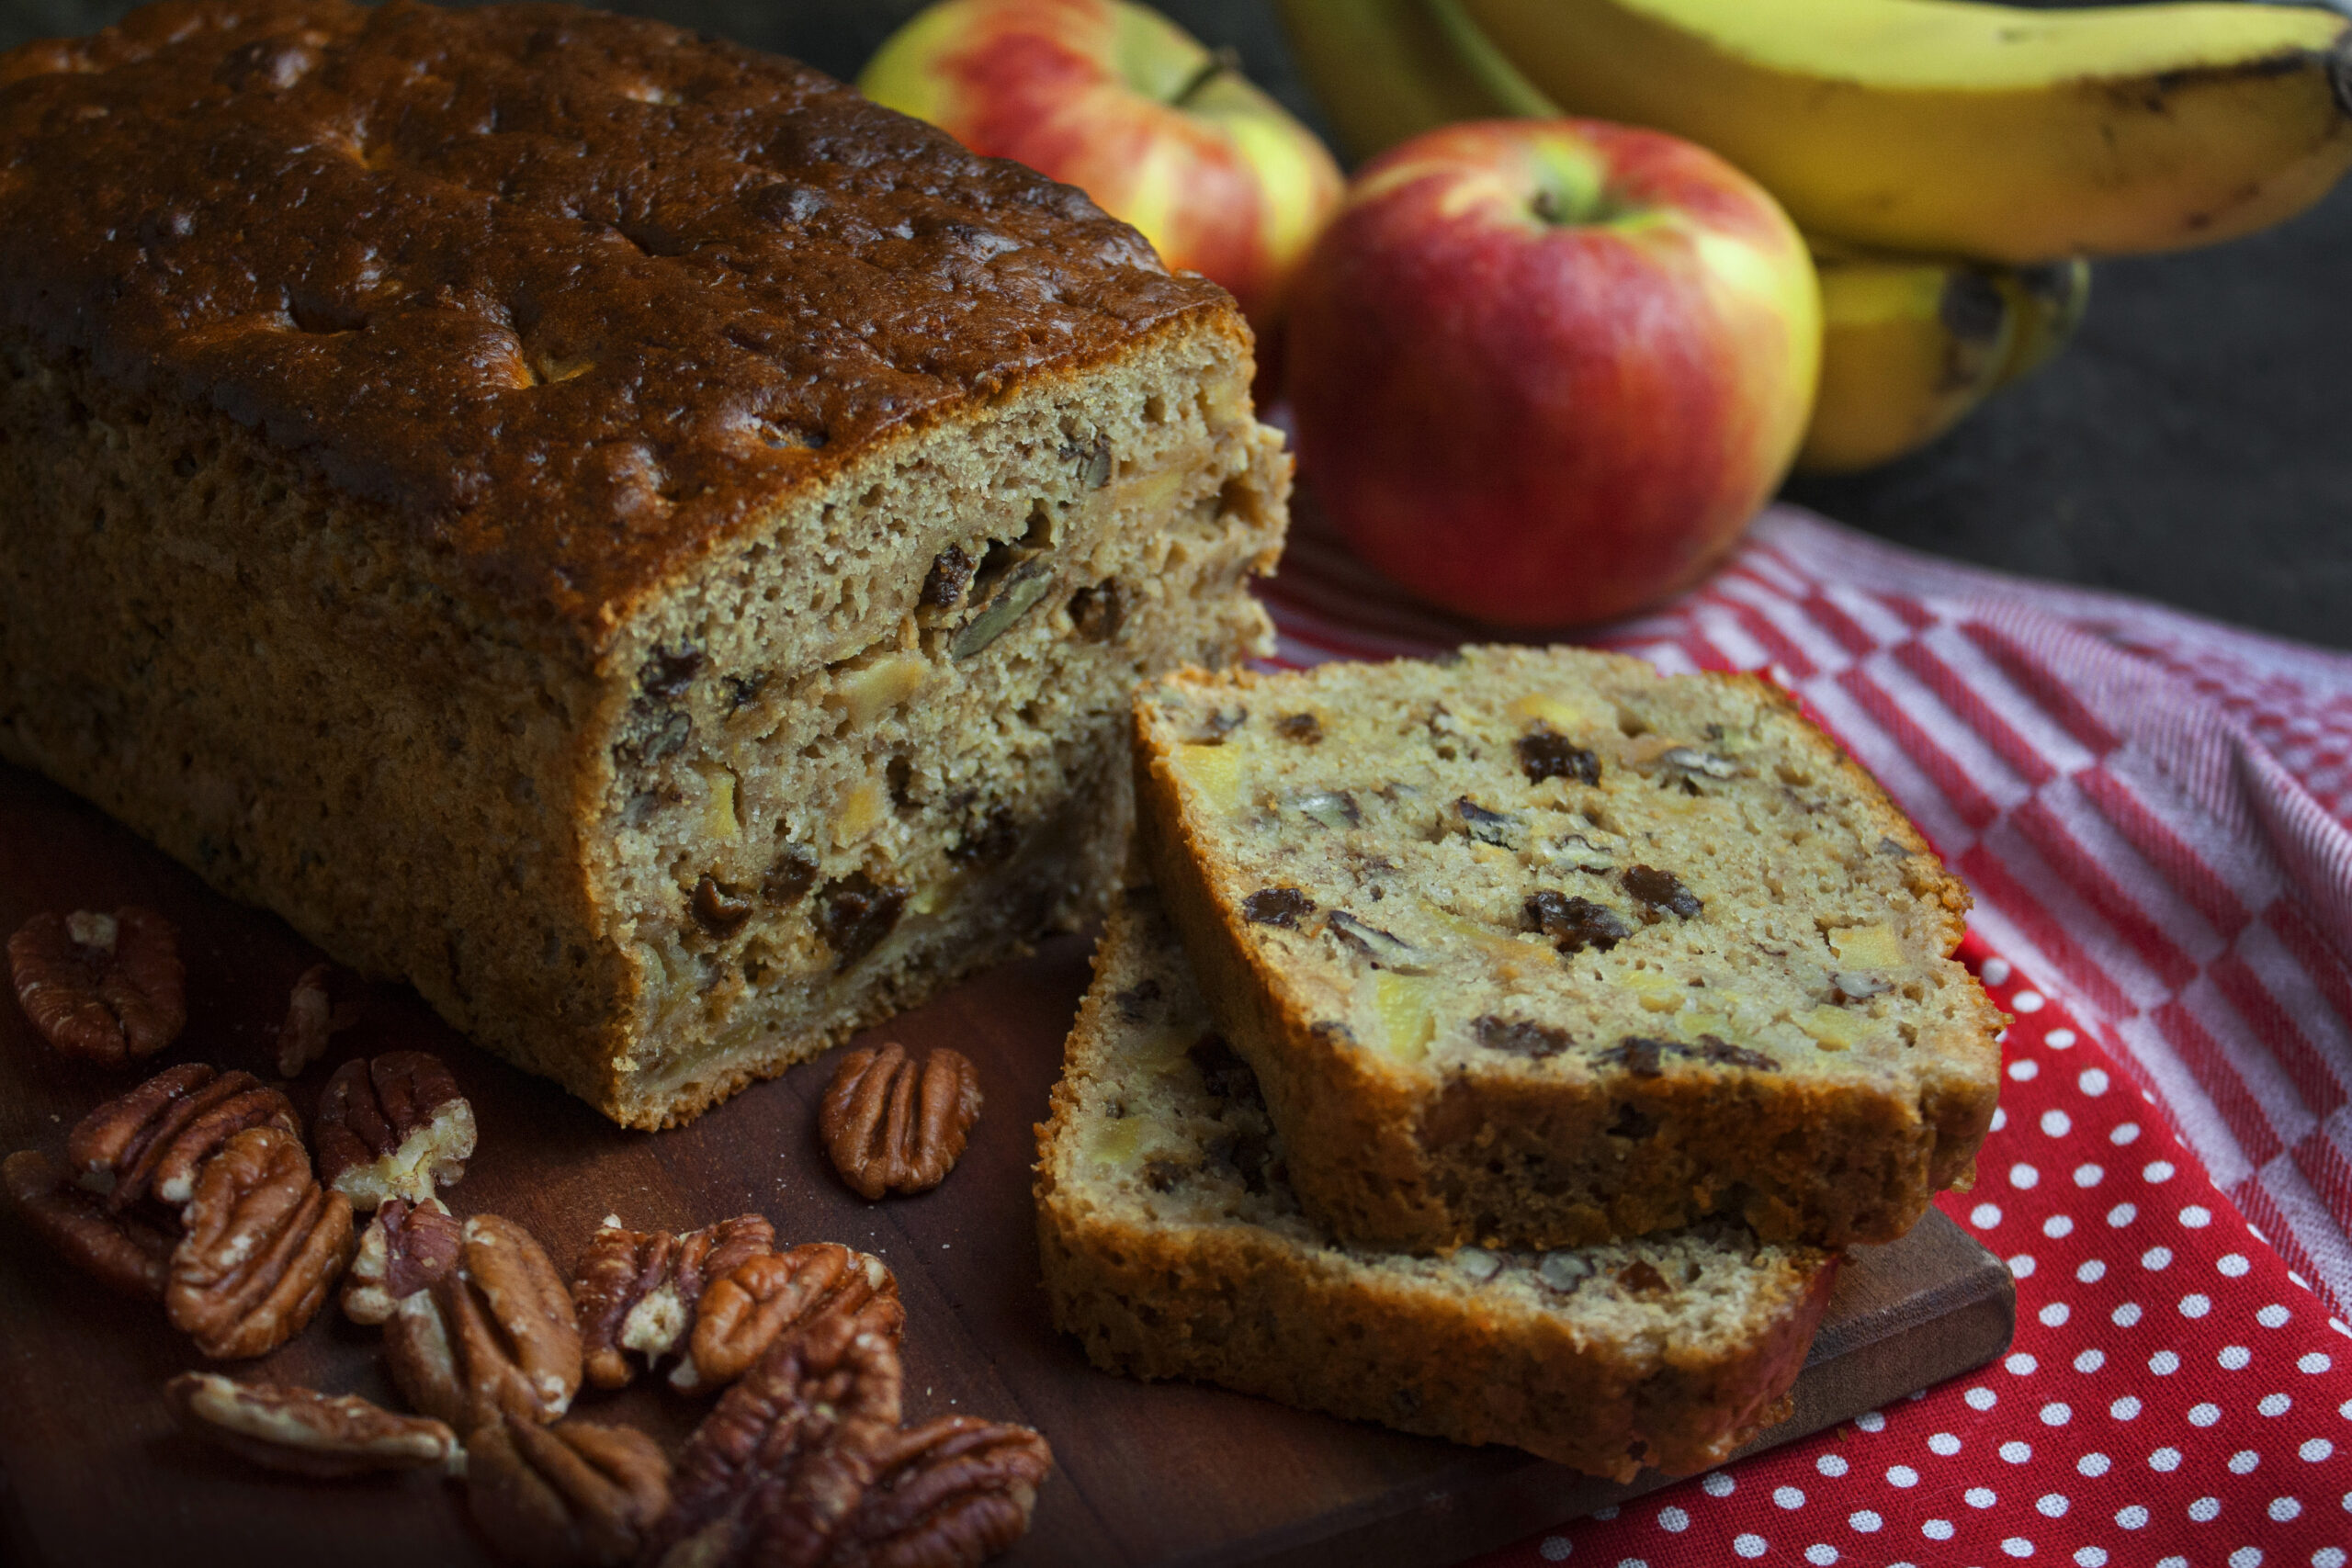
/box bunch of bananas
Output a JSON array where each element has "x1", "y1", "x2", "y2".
[{"x1": 1277, "y1": 0, "x2": 2352, "y2": 470}]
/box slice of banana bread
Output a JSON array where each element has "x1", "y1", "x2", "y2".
[
  {"x1": 1133, "y1": 646, "x2": 2003, "y2": 1251},
  {"x1": 0, "y1": 0, "x2": 1287, "y2": 1127},
  {"x1": 1035, "y1": 886, "x2": 1839, "y2": 1481}
]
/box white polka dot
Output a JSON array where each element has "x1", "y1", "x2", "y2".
[
  {"x1": 2075, "y1": 1348, "x2": 2107, "y2": 1372},
  {"x1": 2221, "y1": 1345, "x2": 2253, "y2": 1370},
  {"x1": 2047, "y1": 1029, "x2": 2076, "y2": 1048},
  {"x1": 2037, "y1": 1493, "x2": 2069, "y2": 1517},
  {"x1": 2041, "y1": 1303, "x2": 2072, "y2": 1327},
  {"x1": 1972, "y1": 1202, "x2": 2004, "y2": 1229},
  {"x1": 1703, "y1": 1472, "x2": 1736, "y2": 1496},
  {"x1": 1966, "y1": 1386, "x2": 1997, "y2": 1411},
  {"x1": 2076, "y1": 1067, "x2": 2107, "y2": 1098},
  {"x1": 2109, "y1": 1202, "x2": 2138, "y2": 1226},
  {"x1": 1923, "y1": 1519, "x2": 1954, "y2": 1540},
  {"x1": 1966, "y1": 1487, "x2": 1997, "y2": 1508},
  {"x1": 2007, "y1": 1353, "x2": 2038, "y2": 1375},
  {"x1": 2010, "y1": 1253, "x2": 2039, "y2": 1278},
  {"x1": 2078, "y1": 1259, "x2": 2108, "y2": 1283},
  {"x1": 2312, "y1": 1549, "x2": 2346, "y2": 1568},
  {"x1": 2002, "y1": 1539, "x2": 2034, "y2": 1559},
  {"x1": 2040, "y1": 1402, "x2": 2073, "y2": 1427},
  {"x1": 2189, "y1": 1403, "x2": 2222, "y2": 1427},
  {"x1": 2232, "y1": 1554, "x2": 2263, "y2": 1568},
  {"x1": 2078, "y1": 1451, "x2": 2111, "y2": 1477},
  {"x1": 1887, "y1": 1465, "x2": 1920, "y2": 1486},
  {"x1": 2301, "y1": 1438, "x2": 2333, "y2": 1461},
  {"x1": 2143, "y1": 1245, "x2": 2173, "y2": 1269},
  {"x1": 2013, "y1": 990, "x2": 2044, "y2": 1012},
  {"x1": 2180, "y1": 1204, "x2": 2212, "y2": 1228},
  {"x1": 2215, "y1": 1252, "x2": 2250, "y2": 1277},
  {"x1": 2111, "y1": 1395, "x2": 2143, "y2": 1420},
  {"x1": 2181, "y1": 1292, "x2": 2212, "y2": 1319},
  {"x1": 2038, "y1": 1110, "x2": 2072, "y2": 1138},
  {"x1": 2116, "y1": 1505, "x2": 2149, "y2": 1529},
  {"x1": 2152, "y1": 1447, "x2": 2183, "y2": 1471},
  {"x1": 1983, "y1": 958, "x2": 2012, "y2": 986},
  {"x1": 2011, "y1": 1162, "x2": 2041, "y2": 1189},
  {"x1": 2111, "y1": 1122, "x2": 2141, "y2": 1145},
  {"x1": 2113, "y1": 1302, "x2": 2143, "y2": 1326},
  {"x1": 2258, "y1": 1304, "x2": 2290, "y2": 1328},
  {"x1": 2299, "y1": 1352, "x2": 2332, "y2": 1373},
  {"x1": 1853, "y1": 1412, "x2": 1884, "y2": 1434},
  {"x1": 2001, "y1": 1440, "x2": 2032, "y2": 1462},
  {"x1": 2159, "y1": 1559, "x2": 2188, "y2": 1568},
  {"x1": 2073, "y1": 1164, "x2": 2104, "y2": 1187},
  {"x1": 1733, "y1": 1535, "x2": 1766, "y2": 1559},
  {"x1": 2075, "y1": 1551, "x2": 2107, "y2": 1568},
  {"x1": 2189, "y1": 1495, "x2": 2222, "y2": 1522},
  {"x1": 1775, "y1": 1485, "x2": 1805, "y2": 1510},
  {"x1": 2231, "y1": 1450, "x2": 2261, "y2": 1473},
  {"x1": 2259, "y1": 1393, "x2": 2291, "y2": 1416},
  {"x1": 1848, "y1": 1509, "x2": 1882, "y2": 1533},
  {"x1": 1539, "y1": 1540, "x2": 1572, "y2": 1562},
  {"x1": 1817, "y1": 1454, "x2": 1849, "y2": 1478},
  {"x1": 1657, "y1": 1506, "x2": 1688, "y2": 1532},
  {"x1": 2010, "y1": 1059, "x2": 2040, "y2": 1080},
  {"x1": 1595, "y1": 1506, "x2": 1619, "y2": 1520},
  {"x1": 1805, "y1": 1547, "x2": 1837, "y2": 1567},
  {"x1": 1992, "y1": 1108, "x2": 2008, "y2": 1132},
  {"x1": 2043, "y1": 1215, "x2": 2074, "y2": 1238},
  {"x1": 2143, "y1": 1160, "x2": 2177, "y2": 1183},
  {"x1": 2151, "y1": 1350, "x2": 2180, "y2": 1374},
  {"x1": 1928, "y1": 1433, "x2": 1962, "y2": 1456}
]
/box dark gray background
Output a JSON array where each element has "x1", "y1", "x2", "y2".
[{"x1": 8, "y1": 0, "x2": 2347, "y2": 649}]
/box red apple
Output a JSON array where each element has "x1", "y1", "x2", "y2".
[
  {"x1": 858, "y1": 0, "x2": 1343, "y2": 341},
  {"x1": 1285, "y1": 118, "x2": 1820, "y2": 627}
]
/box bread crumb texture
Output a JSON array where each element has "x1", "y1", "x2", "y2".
[{"x1": 1133, "y1": 646, "x2": 2003, "y2": 1250}]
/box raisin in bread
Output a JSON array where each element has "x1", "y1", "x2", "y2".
[
  {"x1": 1034, "y1": 886, "x2": 1839, "y2": 1481},
  {"x1": 1132, "y1": 646, "x2": 2003, "y2": 1251},
  {"x1": 0, "y1": 1, "x2": 1287, "y2": 1128}
]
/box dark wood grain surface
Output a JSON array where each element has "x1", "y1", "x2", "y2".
[{"x1": 0, "y1": 758, "x2": 2015, "y2": 1568}]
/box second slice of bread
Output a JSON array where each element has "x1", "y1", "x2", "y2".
[{"x1": 1133, "y1": 646, "x2": 2004, "y2": 1251}]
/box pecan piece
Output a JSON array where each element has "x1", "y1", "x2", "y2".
[
  {"x1": 648, "y1": 1303, "x2": 905, "y2": 1568},
  {"x1": 819, "y1": 1044, "x2": 982, "y2": 1201},
  {"x1": 386, "y1": 1213, "x2": 582, "y2": 1429},
  {"x1": 676, "y1": 1244, "x2": 902, "y2": 1395},
  {"x1": 313, "y1": 1051, "x2": 477, "y2": 1210},
  {"x1": 469, "y1": 1412, "x2": 672, "y2": 1568},
  {"x1": 342, "y1": 1195, "x2": 464, "y2": 1325},
  {"x1": 573, "y1": 1213, "x2": 776, "y2": 1390},
  {"x1": 829, "y1": 1416, "x2": 1055, "y2": 1568},
  {"x1": 166, "y1": 1126, "x2": 354, "y2": 1359},
  {"x1": 164, "y1": 1371, "x2": 462, "y2": 1479},
  {"x1": 275, "y1": 963, "x2": 358, "y2": 1078},
  {"x1": 2, "y1": 1148, "x2": 174, "y2": 1298},
  {"x1": 67, "y1": 1063, "x2": 297, "y2": 1211},
  {"x1": 7, "y1": 907, "x2": 185, "y2": 1065}
]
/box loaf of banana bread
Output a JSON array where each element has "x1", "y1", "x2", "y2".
[
  {"x1": 1133, "y1": 647, "x2": 2002, "y2": 1251},
  {"x1": 0, "y1": 0, "x2": 1287, "y2": 1126},
  {"x1": 1035, "y1": 885, "x2": 1839, "y2": 1480}
]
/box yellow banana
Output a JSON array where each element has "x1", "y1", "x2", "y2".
[
  {"x1": 1271, "y1": 0, "x2": 1534, "y2": 163},
  {"x1": 1992, "y1": 257, "x2": 2093, "y2": 389},
  {"x1": 1455, "y1": 0, "x2": 2352, "y2": 263}
]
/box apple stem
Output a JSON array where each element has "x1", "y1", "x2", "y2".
[{"x1": 1171, "y1": 46, "x2": 1242, "y2": 108}]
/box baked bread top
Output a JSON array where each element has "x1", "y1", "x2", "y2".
[{"x1": 0, "y1": 0, "x2": 1230, "y2": 655}]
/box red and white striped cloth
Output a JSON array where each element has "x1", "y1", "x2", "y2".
[{"x1": 1253, "y1": 501, "x2": 2352, "y2": 1564}]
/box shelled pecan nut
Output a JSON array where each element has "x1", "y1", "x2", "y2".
[
  {"x1": 647, "y1": 1301, "x2": 905, "y2": 1568},
  {"x1": 2, "y1": 1147, "x2": 175, "y2": 1298},
  {"x1": 674, "y1": 1243, "x2": 902, "y2": 1395},
  {"x1": 827, "y1": 1416, "x2": 1055, "y2": 1568},
  {"x1": 468, "y1": 1412, "x2": 672, "y2": 1568},
  {"x1": 275, "y1": 963, "x2": 358, "y2": 1078},
  {"x1": 164, "y1": 1371, "x2": 463, "y2": 1479},
  {"x1": 385, "y1": 1213, "x2": 582, "y2": 1429},
  {"x1": 342, "y1": 1195, "x2": 464, "y2": 1326},
  {"x1": 7, "y1": 907, "x2": 186, "y2": 1065},
  {"x1": 573, "y1": 1212, "x2": 775, "y2": 1390},
  {"x1": 818, "y1": 1044, "x2": 982, "y2": 1201},
  {"x1": 67, "y1": 1063, "x2": 297, "y2": 1211},
  {"x1": 166, "y1": 1126, "x2": 355, "y2": 1359},
  {"x1": 313, "y1": 1051, "x2": 476, "y2": 1210}
]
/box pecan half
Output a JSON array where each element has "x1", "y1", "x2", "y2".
[
  {"x1": 828, "y1": 1416, "x2": 1055, "y2": 1568},
  {"x1": 342, "y1": 1196, "x2": 464, "y2": 1326},
  {"x1": 819, "y1": 1044, "x2": 982, "y2": 1201},
  {"x1": 385, "y1": 1213, "x2": 582, "y2": 1429},
  {"x1": 276, "y1": 963, "x2": 359, "y2": 1078},
  {"x1": 573, "y1": 1213, "x2": 776, "y2": 1390},
  {"x1": 647, "y1": 1302, "x2": 905, "y2": 1568},
  {"x1": 67, "y1": 1064, "x2": 298, "y2": 1211},
  {"x1": 2, "y1": 1147, "x2": 174, "y2": 1298},
  {"x1": 7, "y1": 907, "x2": 185, "y2": 1065},
  {"x1": 469, "y1": 1412, "x2": 672, "y2": 1568},
  {"x1": 675, "y1": 1244, "x2": 902, "y2": 1395},
  {"x1": 166, "y1": 1126, "x2": 355, "y2": 1359},
  {"x1": 164, "y1": 1371, "x2": 462, "y2": 1479},
  {"x1": 313, "y1": 1051, "x2": 477, "y2": 1210}
]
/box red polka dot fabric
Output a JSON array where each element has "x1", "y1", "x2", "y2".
[{"x1": 1255, "y1": 500, "x2": 2352, "y2": 1565}]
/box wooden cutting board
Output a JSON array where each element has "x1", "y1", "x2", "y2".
[{"x1": 0, "y1": 759, "x2": 2015, "y2": 1568}]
